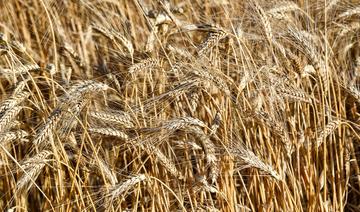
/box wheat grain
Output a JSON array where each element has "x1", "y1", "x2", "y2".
[
  {"x1": 62, "y1": 42, "x2": 85, "y2": 67},
  {"x1": 194, "y1": 175, "x2": 219, "y2": 194},
  {"x1": 276, "y1": 86, "x2": 312, "y2": 103},
  {"x1": 188, "y1": 90, "x2": 200, "y2": 113}
]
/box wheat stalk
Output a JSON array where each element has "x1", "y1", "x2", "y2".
[
  {"x1": 172, "y1": 140, "x2": 203, "y2": 150},
  {"x1": 62, "y1": 42, "x2": 85, "y2": 67}
]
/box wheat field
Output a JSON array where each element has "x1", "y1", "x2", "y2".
[{"x1": 0, "y1": 0, "x2": 359, "y2": 211}]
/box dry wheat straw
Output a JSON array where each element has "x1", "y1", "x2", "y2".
[
  {"x1": 92, "y1": 24, "x2": 134, "y2": 55},
  {"x1": 288, "y1": 27, "x2": 329, "y2": 90},
  {"x1": 339, "y1": 22, "x2": 360, "y2": 38},
  {"x1": 167, "y1": 44, "x2": 192, "y2": 58},
  {"x1": 13, "y1": 79, "x2": 29, "y2": 94},
  {"x1": 62, "y1": 42, "x2": 85, "y2": 67},
  {"x1": 194, "y1": 175, "x2": 219, "y2": 194},
  {"x1": 325, "y1": 0, "x2": 340, "y2": 12},
  {"x1": 347, "y1": 85, "x2": 360, "y2": 104},
  {"x1": 59, "y1": 99, "x2": 87, "y2": 137},
  {"x1": 0, "y1": 46, "x2": 7, "y2": 56},
  {"x1": 276, "y1": 86, "x2": 312, "y2": 103},
  {"x1": 191, "y1": 68, "x2": 231, "y2": 96},
  {"x1": 0, "y1": 33, "x2": 7, "y2": 43},
  {"x1": 145, "y1": 26, "x2": 158, "y2": 53},
  {"x1": 7, "y1": 120, "x2": 21, "y2": 129},
  {"x1": 10, "y1": 40, "x2": 26, "y2": 53},
  {"x1": 188, "y1": 91, "x2": 200, "y2": 113},
  {"x1": 251, "y1": 110, "x2": 293, "y2": 156}
]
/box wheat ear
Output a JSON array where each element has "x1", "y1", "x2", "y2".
[
  {"x1": 0, "y1": 106, "x2": 22, "y2": 133},
  {"x1": 89, "y1": 110, "x2": 134, "y2": 128},
  {"x1": 229, "y1": 143, "x2": 281, "y2": 180},
  {"x1": 0, "y1": 91, "x2": 29, "y2": 114},
  {"x1": 17, "y1": 150, "x2": 52, "y2": 192},
  {"x1": 88, "y1": 127, "x2": 129, "y2": 140}
]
